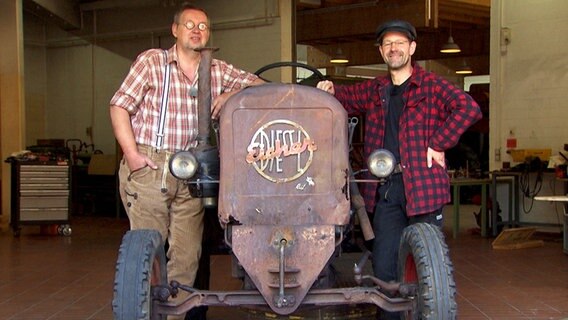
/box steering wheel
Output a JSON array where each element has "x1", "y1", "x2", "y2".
[{"x1": 254, "y1": 61, "x2": 326, "y2": 86}]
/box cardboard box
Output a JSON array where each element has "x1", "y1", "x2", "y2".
[
  {"x1": 88, "y1": 154, "x2": 117, "y2": 175},
  {"x1": 509, "y1": 149, "x2": 551, "y2": 162}
]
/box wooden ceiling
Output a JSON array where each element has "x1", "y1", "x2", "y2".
[
  {"x1": 296, "y1": 0, "x2": 491, "y2": 74},
  {"x1": 26, "y1": 0, "x2": 490, "y2": 74}
]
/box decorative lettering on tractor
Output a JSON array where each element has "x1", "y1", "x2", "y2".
[{"x1": 246, "y1": 119, "x2": 317, "y2": 183}]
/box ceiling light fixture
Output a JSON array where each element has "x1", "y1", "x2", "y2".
[
  {"x1": 330, "y1": 48, "x2": 349, "y2": 64},
  {"x1": 440, "y1": 23, "x2": 461, "y2": 54},
  {"x1": 455, "y1": 60, "x2": 473, "y2": 75}
]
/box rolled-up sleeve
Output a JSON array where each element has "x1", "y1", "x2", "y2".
[
  {"x1": 213, "y1": 60, "x2": 259, "y2": 93},
  {"x1": 110, "y1": 51, "x2": 153, "y2": 115}
]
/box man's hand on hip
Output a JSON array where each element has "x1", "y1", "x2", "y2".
[{"x1": 427, "y1": 147, "x2": 445, "y2": 168}]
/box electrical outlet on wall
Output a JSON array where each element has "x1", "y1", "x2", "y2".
[
  {"x1": 501, "y1": 27, "x2": 511, "y2": 46},
  {"x1": 500, "y1": 27, "x2": 511, "y2": 53}
]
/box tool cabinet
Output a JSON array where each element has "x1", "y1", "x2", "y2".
[{"x1": 10, "y1": 162, "x2": 71, "y2": 236}]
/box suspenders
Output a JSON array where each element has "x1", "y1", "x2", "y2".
[{"x1": 155, "y1": 50, "x2": 171, "y2": 149}]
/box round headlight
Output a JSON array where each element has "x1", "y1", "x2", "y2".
[
  {"x1": 169, "y1": 151, "x2": 198, "y2": 180},
  {"x1": 367, "y1": 149, "x2": 396, "y2": 178}
]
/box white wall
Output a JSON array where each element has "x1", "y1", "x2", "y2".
[
  {"x1": 490, "y1": 0, "x2": 568, "y2": 228},
  {"x1": 490, "y1": 0, "x2": 568, "y2": 167},
  {"x1": 24, "y1": 14, "x2": 47, "y2": 148}
]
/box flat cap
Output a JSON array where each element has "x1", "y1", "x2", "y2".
[{"x1": 375, "y1": 20, "x2": 417, "y2": 45}]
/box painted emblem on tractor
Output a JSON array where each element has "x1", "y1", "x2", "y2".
[{"x1": 246, "y1": 119, "x2": 317, "y2": 183}]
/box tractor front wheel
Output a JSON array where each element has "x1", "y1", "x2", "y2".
[
  {"x1": 112, "y1": 229, "x2": 168, "y2": 320},
  {"x1": 398, "y1": 223, "x2": 457, "y2": 320}
]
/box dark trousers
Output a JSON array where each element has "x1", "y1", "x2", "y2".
[
  {"x1": 372, "y1": 174, "x2": 443, "y2": 320},
  {"x1": 372, "y1": 174, "x2": 407, "y2": 283}
]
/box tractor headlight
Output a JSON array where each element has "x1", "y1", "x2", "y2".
[
  {"x1": 367, "y1": 149, "x2": 395, "y2": 178},
  {"x1": 169, "y1": 151, "x2": 198, "y2": 180}
]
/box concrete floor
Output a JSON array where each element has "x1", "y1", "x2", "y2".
[{"x1": 0, "y1": 207, "x2": 567, "y2": 320}]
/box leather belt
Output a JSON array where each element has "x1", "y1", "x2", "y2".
[{"x1": 392, "y1": 163, "x2": 403, "y2": 174}]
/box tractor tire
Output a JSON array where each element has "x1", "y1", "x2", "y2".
[
  {"x1": 398, "y1": 223, "x2": 457, "y2": 320},
  {"x1": 112, "y1": 229, "x2": 167, "y2": 320}
]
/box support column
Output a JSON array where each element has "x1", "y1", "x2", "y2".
[
  {"x1": 279, "y1": 0, "x2": 295, "y2": 83},
  {"x1": 0, "y1": 0, "x2": 25, "y2": 225}
]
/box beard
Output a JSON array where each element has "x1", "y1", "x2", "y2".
[
  {"x1": 180, "y1": 34, "x2": 208, "y2": 52},
  {"x1": 184, "y1": 42, "x2": 205, "y2": 51},
  {"x1": 385, "y1": 53, "x2": 410, "y2": 70}
]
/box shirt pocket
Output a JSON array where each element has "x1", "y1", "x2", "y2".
[
  {"x1": 404, "y1": 93, "x2": 428, "y2": 125},
  {"x1": 406, "y1": 93, "x2": 427, "y2": 109}
]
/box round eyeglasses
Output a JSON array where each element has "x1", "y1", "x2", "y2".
[
  {"x1": 181, "y1": 21, "x2": 208, "y2": 31},
  {"x1": 381, "y1": 40, "x2": 409, "y2": 49}
]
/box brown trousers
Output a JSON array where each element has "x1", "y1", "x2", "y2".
[{"x1": 118, "y1": 144, "x2": 204, "y2": 320}]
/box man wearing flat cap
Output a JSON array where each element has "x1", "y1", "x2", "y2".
[{"x1": 318, "y1": 20, "x2": 481, "y2": 319}]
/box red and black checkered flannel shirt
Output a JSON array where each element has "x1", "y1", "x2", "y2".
[{"x1": 335, "y1": 64, "x2": 482, "y2": 216}]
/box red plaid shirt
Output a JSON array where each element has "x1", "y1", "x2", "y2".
[
  {"x1": 110, "y1": 45, "x2": 259, "y2": 152},
  {"x1": 335, "y1": 64, "x2": 482, "y2": 215}
]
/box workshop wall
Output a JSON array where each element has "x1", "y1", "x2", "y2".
[
  {"x1": 490, "y1": 0, "x2": 568, "y2": 227},
  {"x1": 23, "y1": 0, "x2": 282, "y2": 155},
  {"x1": 17, "y1": 0, "x2": 568, "y2": 228},
  {"x1": 23, "y1": 13, "x2": 48, "y2": 149},
  {"x1": 490, "y1": 0, "x2": 568, "y2": 167}
]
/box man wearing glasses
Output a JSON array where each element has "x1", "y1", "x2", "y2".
[
  {"x1": 317, "y1": 20, "x2": 481, "y2": 319},
  {"x1": 110, "y1": 3, "x2": 264, "y2": 319}
]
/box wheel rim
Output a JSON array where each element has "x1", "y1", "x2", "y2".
[
  {"x1": 402, "y1": 254, "x2": 418, "y2": 319},
  {"x1": 403, "y1": 253, "x2": 418, "y2": 282},
  {"x1": 151, "y1": 258, "x2": 163, "y2": 286}
]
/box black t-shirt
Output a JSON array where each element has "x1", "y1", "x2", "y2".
[{"x1": 383, "y1": 78, "x2": 409, "y2": 163}]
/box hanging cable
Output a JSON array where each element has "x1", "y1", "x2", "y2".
[{"x1": 519, "y1": 157, "x2": 544, "y2": 213}]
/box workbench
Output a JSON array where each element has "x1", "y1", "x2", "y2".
[
  {"x1": 450, "y1": 174, "x2": 523, "y2": 239},
  {"x1": 534, "y1": 177, "x2": 568, "y2": 254},
  {"x1": 533, "y1": 195, "x2": 568, "y2": 254},
  {"x1": 490, "y1": 171, "x2": 522, "y2": 237},
  {"x1": 450, "y1": 178, "x2": 491, "y2": 238}
]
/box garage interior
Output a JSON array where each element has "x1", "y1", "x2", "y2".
[{"x1": 0, "y1": 0, "x2": 567, "y2": 319}]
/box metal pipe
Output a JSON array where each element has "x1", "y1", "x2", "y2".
[
  {"x1": 155, "y1": 286, "x2": 415, "y2": 315},
  {"x1": 196, "y1": 47, "x2": 218, "y2": 146},
  {"x1": 353, "y1": 250, "x2": 372, "y2": 285},
  {"x1": 349, "y1": 163, "x2": 374, "y2": 240},
  {"x1": 278, "y1": 239, "x2": 287, "y2": 299}
]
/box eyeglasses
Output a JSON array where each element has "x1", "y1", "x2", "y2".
[
  {"x1": 181, "y1": 21, "x2": 208, "y2": 31},
  {"x1": 381, "y1": 40, "x2": 409, "y2": 49}
]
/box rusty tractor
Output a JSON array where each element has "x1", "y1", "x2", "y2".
[{"x1": 112, "y1": 50, "x2": 457, "y2": 320}]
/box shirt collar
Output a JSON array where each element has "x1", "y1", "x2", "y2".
[
  {"x1": 376, "y1": 61, "x2": 424, "y2": 89},
  {"x1": 408, "y1": 62, "x2": 424, "y2": 88},
  {"x1": 168, "y1": 44, "x2": 219, "y2": 67},
  {"x1": 165, "y1": 45, "x2": 177, "y2": 65}
]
